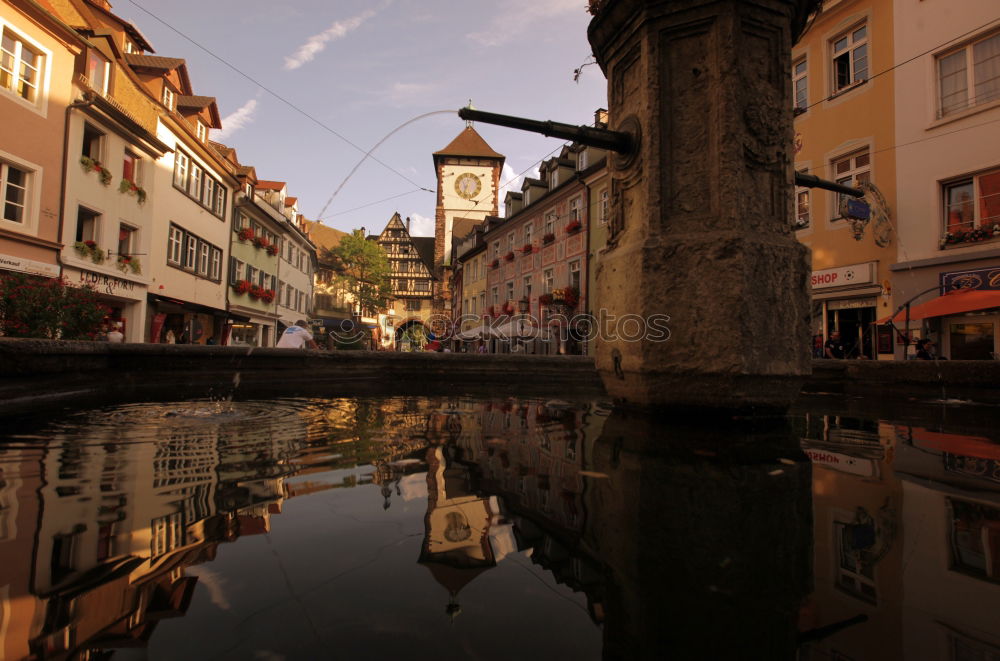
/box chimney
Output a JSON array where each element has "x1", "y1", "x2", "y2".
[
  {"x1": 594, "y1": 108, "x2": 608, "y2": 128},
  {"x1": 406, "y1": 216, "x2": 411, "y2": 233}
]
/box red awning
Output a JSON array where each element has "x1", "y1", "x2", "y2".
[{"x1": 878, "y1": 288, "x2": 1000, "y2": 324}]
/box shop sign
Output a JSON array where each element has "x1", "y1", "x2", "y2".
[
  {"x1": 77, "y1": 269, "x2": 137, "y2": 296},
  {"x1": 943, "y1": 453, "x2": 1000, "y2": 484},
  {"x1": 827, "y1": 297, "x2": 877, "y2": 311},
  {"x1": 0, "y1": 252, "x2": 59, "y2": 278},
  {"x1": 803, "y1": 448, "x2": 876, "y2": 477},
  {"x1": 811, "y1": 262, "x2": 875, "y2": 290},
  {"x1": 940, "y1": 266, "x2": 1000, "y2": 292}
]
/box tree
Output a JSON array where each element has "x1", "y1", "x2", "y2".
[
  {"x1": 0, "y1": 273, "x2": 109, "y2": 339},
  {"x1": 325, "y1": 229, "x2": 391, "y2": 317}
]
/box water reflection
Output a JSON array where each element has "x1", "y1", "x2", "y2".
[{"x1": 0, "y1": 396, "x2": 998, "y2": 659}]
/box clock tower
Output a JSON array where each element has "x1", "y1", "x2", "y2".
[{"x1": 432, "y1": 125, "x2": 504, "y2": 314}]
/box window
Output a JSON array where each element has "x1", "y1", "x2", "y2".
[
  {"x1": 523, "y1": 275, "x2": 532, "y2": 300},
  {"x1": 493, "y1": 241, "x2": 500, "y2": 258},
  {"x1": 948, "y1": 498, "x2": 1000, "y2": 582},
  {"x1": 578, "y1": 149, "x2": 588, "y2": 170},
  {"x1": 544, "y1": 212, "x2": 555, "y2": 235},
  {"x1": 524, "y1": 222, "x2": 532, "y2": 245},
  {"x1": 796, "y1": 188, "x2": 811, "y2": 229},
  {"x1": 161, "y1": 85, "x2": 174, "y2": 111},
  {"x1": 85, "y1": 50, "x2": 108, "y2": 94},
  {"x1": 184, "y1": 234, "x2": 197, "y2": 268},
  {"x1": 569, "y1": 261, "x2": 580, "y2": 291},
  {"x1": 507, "y1": 233, "x2": 515, "y2": 253},
  {"x1": 795, "y1": 168, "x2": 810, "y2": 229},
  {"x1": 197, "y1": 242, "x2": 210, "y2": 275},
  {"x1": 75, "y1": 206, "x2": 99, "y2": 243},
  {"x1": 415, "y1": 280, "x2": 429, "y2": 292},
  {"x1": 0, "y1": 28, "x2": 42, "y2": 103},
  {"x1": 167, "y1": 225, "x2": 183, "y2": 264},
  {"x1": 406, "y1": 299, "x2": 421, "y2": 311},
  {"x1": 172, "y1": 149, "x2": 226, "y2": 218},
  {"x1": 569, "y1": 196, "x2": 582, "y2": 222},
  {"x1": 543, "y1": 268, "x2": 554, "y2": 293},
  {"x1": 82, "y1": 124, "x2": 104, "y2": 160},
  {"x1": 832, "y1": 149, "x2": 870, "y2": 218},
  {"x1": 1, "y1": 161, "x2": 28, "y2": 224},
  {"x1": 123, "y1": 151, "x2": 138, "y2": 183},
  {"x1": 167, "y1": 227, "x2": 222, "y2": 279},
  {"x1": 832, "y1": 23, "x2": 868, "y2": 93},
  {"x1": 118, "y1": 223, "x2": 136, "y2": 257},
  {"x1": 599, "y1": 189, "x2": 609, "y2": 225},
  {"x1": 196, "y1": 121, "x2": 207, "y2": 142},
  {"x1": 793, "y1": 57, "x2": 807, "y2": 111},
  {"x1": 235, "y1": 213, "x2": 250, "y2": 232},
  {"x1": 230, "y1": 257, "x2": 243, "y2": 284},
  {"x1": 173, "y1": 151, "x2": 188, "y2": 188},
  {"x1": 938, "y1": 31, "x2": 1000, "y2": 117},
  {"x1": 944, "y1": 168, "x2": 1000, "y2": 234},
  {"x1": 506, "y1": 281, "x2": 514, "y2": 303},
  {"x1": 491, "y1": 286, "x2": 498, "y2": 306}
]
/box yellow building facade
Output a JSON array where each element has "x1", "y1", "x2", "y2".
[{"x1": 793, "y1": 0, "x2": 898, "y2": 359}]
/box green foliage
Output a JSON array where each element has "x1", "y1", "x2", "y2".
[
  {"x1": 0, "y1": 272, "x2": 109, "y2": 339},
  {"x1": 325, "y1": 229, "x2": 392, "y2": 316}
]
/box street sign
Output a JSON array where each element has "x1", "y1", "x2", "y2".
[{"x1": 841, "y1": 198, "x2": 871, "y2": 221}]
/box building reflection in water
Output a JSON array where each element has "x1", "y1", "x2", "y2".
[{"x1": 1, "y1": 397, "x2": 999, "y2": 659}]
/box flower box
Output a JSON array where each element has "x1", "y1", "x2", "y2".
[
  {"x1": 116, "y1": 255, "x2": 141, "y2": 275},
  {"x1": 489, "y1": 259, "x2": 499, "y2": 269},
  {"x1": 252, "y1": 236, "x2": 270, "y2": 250},
  {"x1": 940, "y1": 224, "x2": 1000, "y2": 248},
  {"x1": 565, "y1": 220, "x2": 582, "y2": 234},
  {"x1": 538, "y1": 293, "x2": 553, "y2": 306},
  {"x1": 521, "y1": 243, "x2": 533, "y2": 254},
  {"x1": 542, "y1": 232, "x2": 555, "y2": 244},
  {"x1": 248, "y1": 285, "x2": 263, "y2": 300},
  {"x1": 80, "y1": 156, "x2": 112, "y2": 185},
  {"x1": 260, "y1": 289, "x2": 275, "y2": 303},
  {"x1": 118, "y1": 178, "x2": 147, "y2": 204},
  {"x1": 502, "y1": 302, "x2": 514, "y2": 315},
  {"x1": 266, "y1": 244, "x2": 279, "y2": 256},
  {"x1": 73, "y1": 240, "x2": 105, "y2": 264},
  {"x1": 238, "y1": 227, "x2": 255, "y2": 242},
  {"x1": 233, "y1": 279, "x2": 252, "y2": 294},
  {"x1": 504, "y1": 251, "x2": 515, "y2": 262}
]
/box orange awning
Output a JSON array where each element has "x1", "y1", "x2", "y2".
[{"x1": 878, "y1": 288, "x2": 1000, "y2": 324}]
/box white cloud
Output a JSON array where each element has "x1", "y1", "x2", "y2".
[
  {"x1": 467, "y1": 0, "x2": 583, "y2": 47},
  {"x1": 498, "y1": 162, "x2": 538, "y2": 215},
  {"x1": 284, "y1": 9, "x2": 376, "y2": 70},
  {"x1": 216, "y1": 99, "x2": 258, "y2": 140},
  {"x1": 407, "y1": 212, "x2": 434, "y2": 237}
]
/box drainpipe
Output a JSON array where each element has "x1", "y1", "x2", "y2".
[
  {"x1": 57, "y1": 91, "x2": 98, "y2": 276},
  {"x1": 581, "y1": 169, "x2": 593, "y2": 356}
]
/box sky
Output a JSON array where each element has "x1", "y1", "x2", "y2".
[{"x1": 112, "y1": 0, "x2": 608, "y2": 238}]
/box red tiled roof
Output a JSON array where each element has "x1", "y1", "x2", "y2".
[
  {"x1": 285, "y1": 197, "x2": 298, "y2": 206},
  {"x1": 256, "y1": 180, "x2": 286, "y2": 191},
  {"x1": 124, "y1": 53, "x2": 184, "y2": 70},
  {"x1": 433, "y1": 126, "x2": 504, "y2": 160},
  {"x1": 177, "y1": 95, "x2": 215, "y2": 109}
]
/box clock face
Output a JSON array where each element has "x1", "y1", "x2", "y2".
[{"x1": 454, "y1": 173, "x2": 482, "y2": 200}]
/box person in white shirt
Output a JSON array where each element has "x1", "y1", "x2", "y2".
[{"x1": 276, "y1": 320, "x2": 319, "y2": 349}]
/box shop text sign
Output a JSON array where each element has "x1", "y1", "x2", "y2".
[
  {"x1": 0, "y1": 252, "x2": 59, "y2": 278},
  {"x1": 811, "y1": 262, "x2": 875, "y2": 290},
  {"x1": 78, "y1": 269, "x2": 137, "y2": 296},
  {"x1": 940, "y1": 266, "x2": 1000, "y2": 292}
]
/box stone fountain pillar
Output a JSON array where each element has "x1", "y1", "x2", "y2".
[{"x1": 588, "y1": 0, "x2": 815, "y2": 412}]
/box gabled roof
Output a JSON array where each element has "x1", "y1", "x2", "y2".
[
  {"x1": 452, "y1": 217, "x2": 479, "y2": 243},
  {"x1": 284, "y1": 197, "x2": 298, "y2": 207},
  {"x1": 82, "y1": 0, "x2": 156, "y2": 52},
  {"x1": 177, "y1": 95, "x2": 215, "y2": 109},
  {"x1": 433, "y1": 126, "x2": 504, "y2": 160},
  {"x1": 209, "y1": 140, "x2": 236, "y2": 162},
  {"x1": 411, "y1": 237, "x2": 436, "y2": 274},
  {"x1": 124, "y1": 53, "x2": 184, "y2": 70},
  {"x1": 256, "y1": 180, "x2": 286, "y2": 191},
  {"x1": 304, "y1": 221, "x2": 347, "y2": 251}
]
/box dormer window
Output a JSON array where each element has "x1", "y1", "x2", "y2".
[
  {"x1": 196, "y1": 121, "x2": 207, "y2": 142},
  {"x1": 161, "y1": 85, "x2": 174, "y2": 111},
  {"x1": 245, "y1": 183, "x2": 253, "y2": 197},
  {"x1": 578, "y1": 149, "x2": 588, "y2": 170},
  {"x1": 85, "y1": 50, "x2": 109, "y2": 95}
]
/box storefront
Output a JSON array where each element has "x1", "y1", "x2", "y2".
[
  {"x1": 882, "y1": 264, "x2": 1000, "y2": 360},
  {"x1": 64, "y1": 266, "x2": 147, "y2": 343},
  {"x1": 811, "y1": 261, "x2": 887, "y2": 360},
  {"x1": 146, "y1": 294, "x2": 229, "y2": 345}
]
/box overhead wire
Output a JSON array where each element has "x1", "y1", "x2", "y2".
[{"x1": 124, "y1": 0, "x2": 434, "y2": 195}]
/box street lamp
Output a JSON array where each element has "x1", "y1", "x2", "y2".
[{"x1": 517, "y1": 297, "x2": 529, "y2": 314}]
